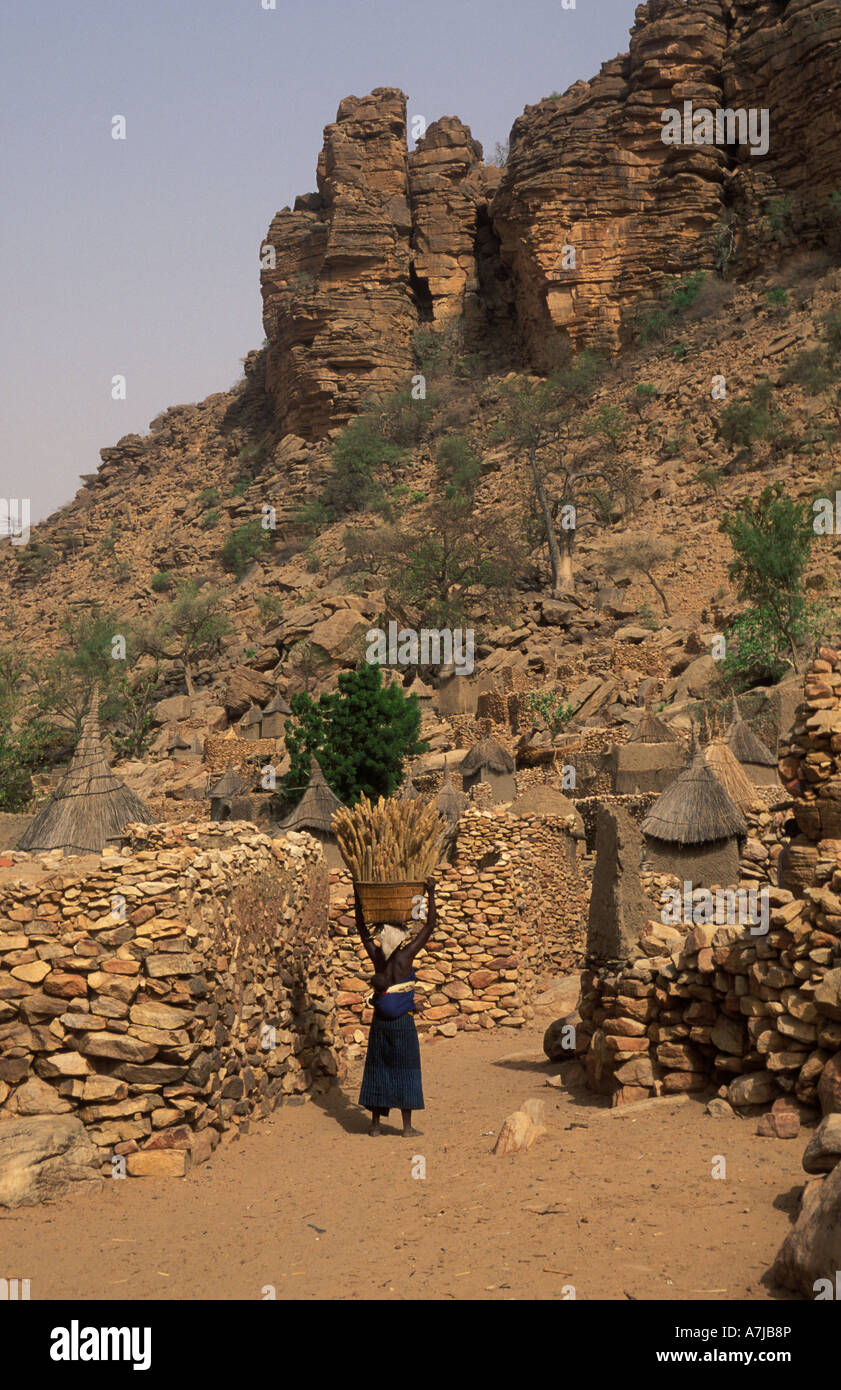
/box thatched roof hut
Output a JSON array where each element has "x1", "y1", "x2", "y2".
[
  {"x1": 627, "y1": 707, "x2": 678, "y2": 744},
  {"x1": 260, "y1": 692, "x2": 292, "y2": 739},
  {"x1": 640, "y1": 746, "x2": 748, "y2": 886},
  {"x1": 436, "y1": 761, "x2": 468, "y2": 825},
  {"x1": 703, "y1": 739, "x2": 757, "y2": 813},
  {"x1": 724, "y1": 696, "x2": 778, "y2": 783},
  {"x1": 400, "y1": 768, "x2": 425, "y2": 802},
  {"x1": 207, "y1": 763, "x2": 249, "y2": 800},
  {"x1": 239, "y1": 704, "x2": 264, "y2": 742},
  {"x1": 17, "y1": 689, "x2": 153, "y2": 854},
  {"x1": 279, "y1": 755, "x2": 343, "y2": 834},
  {"x1": 460, "y1": 735, "x2": 516, "y2": 802}
]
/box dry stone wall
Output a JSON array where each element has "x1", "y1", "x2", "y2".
[
  {"x1": 579, "y1": 650, "x2": 841, "y2": 1110},
  {"x1": 0, "y1": 823, "x2": 339, "y2": 1180},
  {"x1": 328, "y1": 806, "x2": 587, "y2": 1059}
]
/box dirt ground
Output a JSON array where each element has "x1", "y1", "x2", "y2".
[{"x1": 0, "y1": 985, "x2": 805, "y2": 1302}]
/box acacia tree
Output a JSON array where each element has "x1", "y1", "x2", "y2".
[
  {"x1": 497, "y1": 354, "x2": 621, "y2": 595},
  {"x1": 389, "y1": 494, "x2": 520, "y2": 627},
  {"x1": 134, "y1": 580, "x2": 231, "y2": 695},
  {"x1": 602, "y1": 535, "x2": 683, "y2": 617}
]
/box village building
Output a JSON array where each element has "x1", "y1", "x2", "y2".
[
  {"x1": 277, "y1": 754, "x2": 344, "y2": 868},
  {"x1": 259, "y1": 692, "x2": 292, "y2": 739},
  {"x1": 609, "y1": 705, "x2": 684, "y2": 794},
  {"x1": 16, "y1": 689, "x2": 154, "y2": 855},
  {"x1": 724, "y1": 696, "x2": 780, "y2": 785},
  {"x1": 207, "y1": 763, "x2": 252, "y2": 822},
  {"x1": 640, "y1": 744, "x2": 748, "y2": 886},
  {"x1": 459, "y1": 735, "x2": 516, "y2": 803},
  {"x1": 703, "y1": 738, "x2": 757, "y2": 814}
]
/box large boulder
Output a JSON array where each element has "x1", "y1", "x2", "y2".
[
  {"x1": 802, "y1": 1115, "x2": 841, "y2": 1175},
  {"x1": 0, "y1": 1115, "x2": 102, "y2": 1208},
  {"x1": 770, "y1": 1163, "x2": 841, "y2": 1297},
  {"x1": 819, "y1": 1052, "x2": 841, "y2": 1116},
  {"x1": 223, "y1": 666, "x2": 274, "y2": 720},
  {"x1": 307, "y1": 608, "x2": 370, "y2": 664}
]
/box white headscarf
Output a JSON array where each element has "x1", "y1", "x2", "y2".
[{"x1": 380, "y1": 924, "x2": 409, "y2": 960}]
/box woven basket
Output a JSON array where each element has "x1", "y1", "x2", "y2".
[{"x1": 356, "y1": 880, "x2": 426, "y2": 925}]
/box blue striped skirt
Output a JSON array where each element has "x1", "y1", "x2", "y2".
[{"x1": 359, "y1": 1011, "x2": 424, "y2": 1112}]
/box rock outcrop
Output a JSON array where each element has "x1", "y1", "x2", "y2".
[
  {"x1": 260, "y1": 90, "x2": 500, "y2": 438},
  {"x1": 261, "y1": 1, "x2": 841, "y2": 430}
]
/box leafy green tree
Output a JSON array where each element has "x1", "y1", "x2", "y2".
[
  {"x1": 602, "y1": 535, "x2": 682, "y2": 617},
  {"x1": 435, "y1": 435, "x2": 481, "y2": 501},
  {"x1": 390, "y1": 496, "x2": 519, "y2": 627},
  {"x1": 134, "y1": 580, "x2": 231, "y2": 695},
  {"x1": 280, "y1": 662, "x2": 428, "y2": 806},
  {"x1": 719, "y1": 483, "x2": 816, "y2": 673}
]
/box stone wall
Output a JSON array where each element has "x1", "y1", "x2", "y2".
[
  {"x1": 327, "y1": 806, "x2": 587, "y2": 1059},
  {"x1": 0, "y1": 822, "x2": 340, "y2": 1179},
  {"x1": 578, "y1": 650, "x2": 841, "y2": 1110}
]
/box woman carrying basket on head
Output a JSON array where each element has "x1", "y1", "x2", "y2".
[{"x1": 354, "y1": 877, "x2": 436, "y2": 1137}]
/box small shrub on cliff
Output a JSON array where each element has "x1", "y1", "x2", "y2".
[
  {"x1": 719, "y1": 482, "x2": 817, "y2": 676},
  {"x1": 523, "y1": 689, "x2": 574, "y2": 734},
  {"x1": 320, "y1": 417, "x2": 403, "y2": 519},
  {"x1": 221, "y1": 519, "x2": 270, "y2": 577},
  {"x1": 151, "y1": 571, "x2": 171, "y2": 594},
  {"x1": 198, "y1": 487, "x2": 220, "y2": 509},
  {"x1": 719, "y1": 378, "x2": 787, "y2": 452}
]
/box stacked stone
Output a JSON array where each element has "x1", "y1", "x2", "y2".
[
  {"x1": 203, "y1": 735, "x2": 279, "y2": 778},
  {"x1": 327, "y1": 807, "x2": 587, "y2": 1057},
  {"x1": 580, "y1": 882, "x2": 841, "y2": 1109},
  {"x1": 0, "y1": 822, "x2": 340, "y2": 1176}
]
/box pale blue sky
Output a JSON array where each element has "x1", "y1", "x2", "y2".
[{"x1": 1, "y1": 0, "x2": 640, "y2": 522}]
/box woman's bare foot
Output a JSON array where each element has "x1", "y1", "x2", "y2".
[
  {"x1": 402, "y1": 1125, "x2": 422, "y2": 1138},
  {"x1": 368, "y1": 1121, "x2": 384, "y2": 1135}
]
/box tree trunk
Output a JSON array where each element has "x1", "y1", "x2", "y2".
[
  {"x1": 645, "y1": 571, "x2": 671, "y2": 617},
  {"x1": 529, "y1": 449, "x2": 566, "y2": 597},
  {"x1": 183, "y1": 660, "x2": 195, "y2": 696}
]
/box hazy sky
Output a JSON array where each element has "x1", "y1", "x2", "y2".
[{"x1": 2, "y1": 0, "x2": 640, "y2": 524}]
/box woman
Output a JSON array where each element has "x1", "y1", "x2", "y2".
[{"x1": 355, "y1": 877, "x2": 436, "y2": 1137}]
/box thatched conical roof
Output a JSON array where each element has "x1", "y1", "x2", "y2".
[
  {"x1": 400, "y1": 768, "x2": 425, "y2": 802},
  {"x1": 460, "y1": 735, "x2": 515, "y2": 776},
  {"x1": 17, "y1": 688, "x2": 154, "y2": 854},
  {"x1": 725, "y1": 696, "x2": 777, "y2": 767},
  {"x1": 263, "y1": 692, "x2": 291, "y2": 716},
  {"x1": 641, "y1": 748, "x2": 748, "y2": 846},
  {"x1": 280, "y1": 754, "x2": 343, "y2": 833},
  {"x1": 703, "y1": 739, "x2": 757, "y2": 813},
  {"x1": 627, "y1": 706, "x2": 678, "y2": 745},
  {"x1": 239, "y1": 704, "x2": 263, "y2": 730},
  {"x1": 207, "y1": 762, "x2": 249, "y2": 799},
  {"x1": 436, "y1": 760, "x2": 468, "y2": 824}
]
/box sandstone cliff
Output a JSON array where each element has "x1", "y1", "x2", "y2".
[{"x1": 261, "y1": 0, "x2": 841, "y2": 433}]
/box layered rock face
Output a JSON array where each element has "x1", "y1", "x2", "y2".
[
  {"x1": 260, "y1": 90, "x2": 498, "y2": 438},
  {"x1": 261, "y1": 1, "x2": 841, "y2": 433},
  {"x1": 493, "y1": 0, "x2": 841, "y2": 360}
]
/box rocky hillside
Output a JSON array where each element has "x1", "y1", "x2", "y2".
[{"x1": 2, "y1": 0, "x2": 841, "y2": 804}]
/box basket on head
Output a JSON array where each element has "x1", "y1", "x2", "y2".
[{"x1": 356, "y1": 880, "x2": 426, "y2": 925}]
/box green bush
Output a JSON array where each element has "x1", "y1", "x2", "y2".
[
  {"x1": 435, "y1": 435, "x2": 481, "y2": 500},
  {"x1": 784, "y1": 348, "x2": 834, "y2": 395},
  {"x1": 198, "y1": 487, "x2": 220, "y2": 509},
  {"x1": 257, "y1": 593, "x2": 284, "y2": 626},
  {"x1": 719, "y1": 378, "x2": 786, "y2": 449},
  {"x1": 630, "y1": 272, "x2": 707, "y2": 344},
  {"x1": 151, "y1": 571, "x2": 172, "y2": 594},
  {"x1": 201, "y1": 509, "x2": 221, "y2": 529},
  {"x1": 765, "y1": 195, "x2": 794, "y2": 245},
  {"x1": 765, "y1": 288, "x2": 788, "y2": 309},
  {"x1": 320, "y1": 417, "x2": 404, "y2": 518},
  {"x1": 221, "y1": 520, "x2": 270, "y2": 577},
  {"x1": 230, "y1": 480, "x2": 249, "y2": 498},
  {"x1": 523, "y1": 689, "x2": 575, "y2": 734}
]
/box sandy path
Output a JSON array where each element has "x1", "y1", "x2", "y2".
[{"x1": 0, "y1": 996, "x2": 804, "y2": 1302}]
